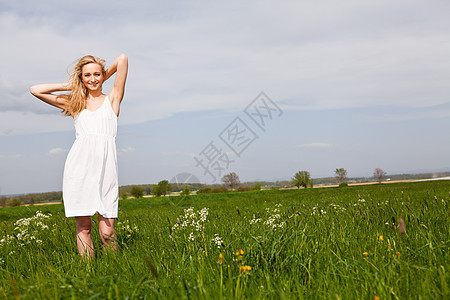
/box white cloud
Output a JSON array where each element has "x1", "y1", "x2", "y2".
[
  {"x1": 161, "y1": 151, "x2": 194, "y2": 157},
  {"x1": 0, "y1": 111, "x2": 73, "y2": 136},
  {"x1": 298, "y1": 143, "x2": 333, "y2": 149},
  {"x1": 47, "y1": 148, "x2": 68, "y2": 155},
  {"x1": 119, "y1": 147, "x2": 136, "y2": 153},
  {"x1": 384, "y1": 109, "x2": 450, "y2": 121},
  {"x1": 1, "y1": 0, "x2": 450, "y2": 137}
]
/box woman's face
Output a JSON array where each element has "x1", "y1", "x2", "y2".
[{"x1": 81, "y1": 63, "x2": 104, "y2": 92}]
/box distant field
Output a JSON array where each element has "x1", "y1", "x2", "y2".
[{"x1": 0, "y1": 181, "x2": 449, "y2": 299}]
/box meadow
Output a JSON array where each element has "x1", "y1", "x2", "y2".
[{"x1": 0, "y1": 181, "x2": 449, "y2": 299}]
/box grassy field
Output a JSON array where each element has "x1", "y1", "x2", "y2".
[{"x1": 0, "y1": 181, "x2": 449, "y2": 299}]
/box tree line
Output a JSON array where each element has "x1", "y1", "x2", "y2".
[
  {"x1": 0, "y1": 191, "x2": 62, "y2": 207},
  {"x1": 121, "y1": 173, "x2": 261, "y2": 199},
  {"x1": 291, "y1": 167, "x2": 388, "y2": 189},
  {"x1": 3, "y1": 169, "x2": 450, "y2": 207}
]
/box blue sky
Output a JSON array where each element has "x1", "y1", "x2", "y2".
[{"x1": 1, "y1": 0, "x2": 450, "y2": 195}]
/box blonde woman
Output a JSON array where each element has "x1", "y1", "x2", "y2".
[{"x1": 30, "y1": 54, "x2": 128, "y2": 258}]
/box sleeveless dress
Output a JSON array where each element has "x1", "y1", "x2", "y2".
[{"x1": 62, "y1": 96, "x2": 119, "y2": 218}]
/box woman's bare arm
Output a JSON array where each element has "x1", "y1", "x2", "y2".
[
  {"x1": 30, "y1": 83, "x2": 71, "y2": 110},
  {"x1": 106, "y1": 54, "x2": 128, "y2": 116}
]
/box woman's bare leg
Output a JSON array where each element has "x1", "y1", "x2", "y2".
[
  {"x1": 98, "y1": 214, "x2": 118, "y2": 252},
  {"x1": 75, "y1": 216, "x2": 94, "y2": 258}
]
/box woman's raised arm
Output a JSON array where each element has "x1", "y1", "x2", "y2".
[
  {"x1": 30, "y1": 83, "x2": 71, "y2": 111},
  {"x1": 106, "y1": 54, "x2": 128, "y2": 115}
]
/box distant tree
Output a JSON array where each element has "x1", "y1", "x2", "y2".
[
  {"x1": 374, "y1": 168, "x2": 387, "y2": 183},
  {"x1": 196, "y1": 187, "x2": 212, "y2": 194},
  {"x1": 291, "y1": 171, "x2": 312, "y2": 189},
  {"x1": 120, "y1": 190, "x2": 129, "y2": 200},
  {"x1": 130, "y1": 186, "x2": 144, "y2": 198},
  {"x1": 253, "y1": 184, "x2": 261, "y2": 191},
  {"x1": 6, "y1": 197, "x2": 21, "y2": 207},
  {"x1": 221, "y1": 172, "x2": 240, "y2": 190},
  {"x1": 211, "y1": 186, "x2": 229, "y2": 193},
  {"x1": 152, "y1": 185, "x2": 162, "y2": 197},
  {"x1": 153, "y1": 180, "x2": 171, "y2": 197},
  {"x1": 236, "y1": 185, "x2": 252, "y2": 192},
  {"x1": 0, "y1": 196, "x2": 6, "y2": 207},
  {"x1": 335, "y1": 168, "x2": 348, "y2": 184},
  {"x1": 180, "y1": 187, "x2": 190, "y2": 195},
  {"x1": 160, "y1": 180, "x2": 171, "y2": 196}
]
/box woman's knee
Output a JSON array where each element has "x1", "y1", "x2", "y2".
[
  {"x1": 100, "y1": 227, "x2": 115, "y2": 238},
  {"x1": 75, "y1": 216, "x2": 92, "y2": 233}
]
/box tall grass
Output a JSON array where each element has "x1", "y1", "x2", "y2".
[{"x1": 0, "y1": 181, "x2": 449, "y2": 299}]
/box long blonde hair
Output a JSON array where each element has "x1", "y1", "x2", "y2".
[{"x1": 63, "y1": 55, "x2": 106, "y2": 116}]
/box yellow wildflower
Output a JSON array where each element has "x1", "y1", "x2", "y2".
[
  {"x1": 363, "y1": 252, "x2": 368, "y2": 256},
  {"x1": 240, "y1": 265, "x2": 252, "y2": 273},
  {"x1": 379, "y1": 235, "x2": 384, "y2": 242},
  {"x1": 218, "y1": 253, "x2": 224, "y2": 265},
  {"x1": 235, "y1": 250, "x2": 240, "y2": 256},
  {"x1": 397, "y1": 251, "x2": 400, "y2": 257},
  {"x1": 240, "y1": 249, "x2": 244, "y2": 255}
]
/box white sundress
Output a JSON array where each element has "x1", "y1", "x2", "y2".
[{"x1": 63, "y1": 96, "x2": 119, "y2": 218}]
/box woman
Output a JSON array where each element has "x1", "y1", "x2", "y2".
[{"x1": 30, "y1": 54, "x2": 128, "y2": 258}]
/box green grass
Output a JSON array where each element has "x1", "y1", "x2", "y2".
[{"x1": 0, "y1": 181, "x2": 449, "y2": 299}]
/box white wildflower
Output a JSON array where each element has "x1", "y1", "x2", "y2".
[
  {"x1": 264, "y1": 218, "x2": 274, "y2": 226},
  {"x1": 258, "y1": 205, "x2": 286, "y2": 229},
  {"x1": 171, "y1": 207, "x2": 210, "y2": 240},
  {"x1": 1, "y1": 211, "x2": 53, "y2": 248},
  {"x1": 211, "y1": 234, "x2": 223, "y2": 249},
  {"x1": 250, "y1": 217, "x2": 260, "y2": 225}
]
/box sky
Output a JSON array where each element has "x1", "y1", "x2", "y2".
[{"x1": 1, "y1": 0, "x2": 450, "y2": 195}]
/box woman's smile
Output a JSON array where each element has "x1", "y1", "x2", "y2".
[{"x1": 81, "y1": 63, "x2": 105, "y2": 91}]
